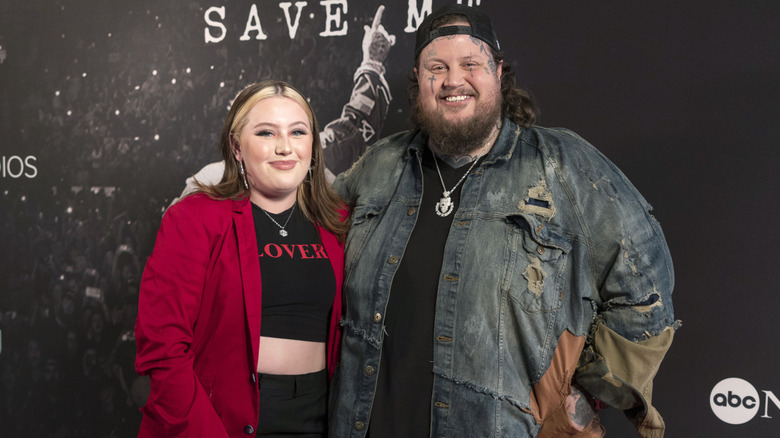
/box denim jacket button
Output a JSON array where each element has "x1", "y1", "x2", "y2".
[
  {"x1": 354, "y1": 421, "x2": 365, "y2": 431},
  {"x1": 388, "y1": 256, "x2": 399, "y2": 264},
  {"x1": 374, "y1": 313, "x2": 382, "y2": 322},
  {"x1": 365, "y1": 365, "x2": 375, "y2": 375},
  {"x1": 408, "y1": 207, "x2": 416, "y2": 215},
  {"x1": 537, "y1": 246, "x2": 545, "y2": 255}
]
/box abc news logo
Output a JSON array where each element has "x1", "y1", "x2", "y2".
[{"x1": 710, "y1": 378, "x2": 779, "y2": 425}]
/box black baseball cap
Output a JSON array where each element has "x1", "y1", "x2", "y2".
[{"x1": 414, "y1": 4, "x2": 500, "y2": 60}]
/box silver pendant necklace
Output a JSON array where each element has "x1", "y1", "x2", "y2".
[
  {"x1": 431, "y1": 129, "x2": 496, "y2": 217},
  {"x1": 261, "y1": 204, "x2": 296, "y2": 237}
]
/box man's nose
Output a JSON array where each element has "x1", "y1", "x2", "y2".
[{"x1": 443, "y1": 68, "x2": 466, "y2": 88}]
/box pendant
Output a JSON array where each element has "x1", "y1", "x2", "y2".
[
  {"x1": 435, "y1": 193, "x2": 454, "y2": 217},
  {"x1": 279, "y1": 229, "x2": 288, "y2": 237}
]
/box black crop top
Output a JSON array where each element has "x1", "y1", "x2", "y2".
[{"x1": 252, "y1": 203, "x2": 336, "y2": 342}]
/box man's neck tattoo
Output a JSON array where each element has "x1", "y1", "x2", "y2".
[{"x1": 438, "y1": 153, "x2": 477, "y2": 169}]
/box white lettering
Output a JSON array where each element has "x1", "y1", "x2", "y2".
[
  {"x1": 405, "y1": 0, "x2": 432, "y2": 33},
  {"x1": 0, "y1": 155, "x2": 38, "y2": 178},
  {"x1": 762, "y1": 391, "x2": 780, "y2": 419},
  {"x1": 280, "y1": 2, "x2": 308, "y2": 39},
  {"x1": 204, "y1": 6, "x2": 227, "y2": 44},
  {"x1": 24, "y1": 156, "x2": 37, "y2": 178},
  {"x1": 240, "y1": 4, "x2": 268, "y2": 41},
  {"x1": 457, "y1": 0, "x2": 482, "y2": 6},
  {"x1": 6, "y1": 156, "x2": 24, "y2": 178},
  {"x1": 319, "y1": 0, "x2": 348, "y2": 37}
]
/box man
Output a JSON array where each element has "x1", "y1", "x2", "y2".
[
  {"x1": 170, "y1": 6, "x2": 395, "y2": 204},
  {"x1": 330, "y1": 4, "x2": 678, "y2": 438}
]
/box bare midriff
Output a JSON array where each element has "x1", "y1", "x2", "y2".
[{"x1": 256, "y1": 336, "x2": 326, "y2": 374}]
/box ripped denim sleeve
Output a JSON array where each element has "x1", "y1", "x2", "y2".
[
  {"x1": 576, "y1": 212, "x2": 681, "y2": 437},
  {"x1": 545, "y1": 125, "x2": 682, "y2": 437}
]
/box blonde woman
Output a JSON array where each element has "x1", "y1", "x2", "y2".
[{"x1": 135, "y1": 81, "x2": 347, "y2": 437}]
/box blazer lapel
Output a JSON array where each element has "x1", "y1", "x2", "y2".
[{"x1": 232, "y1": 198, "x2": 262, "y2": 372}]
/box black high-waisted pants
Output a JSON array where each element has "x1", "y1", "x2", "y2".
[{"x1": 256, "y1": 369, "x2": 327, "y2": 437}]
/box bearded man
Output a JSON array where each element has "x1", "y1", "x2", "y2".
[{"x1": 330, "y1": 5, "x2": 679, "y2": 438}]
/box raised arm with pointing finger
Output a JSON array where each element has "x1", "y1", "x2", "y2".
[{"x1": 321, "y1": 5, "x2": 395, "y2": 177}]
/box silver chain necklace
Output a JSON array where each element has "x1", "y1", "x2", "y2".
[
  {"x1": 432, "y1": 130, "x2": 496, "y2": 217},
  {"x1": 261, "y1": 204, "x2": 296, "y2": 237}
]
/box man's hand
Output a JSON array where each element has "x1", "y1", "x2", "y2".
[{"x1": 362, "y1": 5, "x2": 395, "y2": 64}]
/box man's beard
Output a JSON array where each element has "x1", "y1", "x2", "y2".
[{"x1": 413, "y1": 89, "x2": 502, "y2": 157}]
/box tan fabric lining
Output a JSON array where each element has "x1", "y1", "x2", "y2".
[{"x1": 530, "y1": 330, "x2": 605, "y2": 437}]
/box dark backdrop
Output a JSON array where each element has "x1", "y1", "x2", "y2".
[{"x1": 1, "y1": 1, "x2": 778, "y2": 436}]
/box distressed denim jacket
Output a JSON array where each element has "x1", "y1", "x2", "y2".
[{"x1": 330, "y1": 119, "x2": 678, "y2": 438}]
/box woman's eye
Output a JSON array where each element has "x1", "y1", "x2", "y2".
[
  {"x1": 257, "y1": 130, "x2": 274, "y2": 137},
  {"x1": 291, "y1": 129, "x2": 309, "y2": 136}
]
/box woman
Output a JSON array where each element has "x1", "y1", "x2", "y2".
[{"x1": 135, "y1": 81, "x2": 348, "y2": 437}]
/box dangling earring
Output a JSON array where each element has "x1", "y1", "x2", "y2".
[
  {"x1": 239, "y1": 161, "x2": 249, "y2": 190},
  {"x1": 308, "y1": 167, "x2": 313, "y2": 183}
]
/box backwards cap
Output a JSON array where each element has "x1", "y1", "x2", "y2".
[{"x1": 414, "y1": 4, "x2": 500, "y2": 60}]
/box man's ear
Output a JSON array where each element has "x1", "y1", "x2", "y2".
[{"x1": 415, "y1": 66, "x2": 428, "y2": 86}]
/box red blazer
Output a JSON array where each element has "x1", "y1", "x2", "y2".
[{"x1": 135, "y1": 194, "x2": 344, "y2": 437}]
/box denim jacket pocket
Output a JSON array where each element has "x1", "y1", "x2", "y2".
[
  {"x1": 503, "y1": 215, "x2": 570, "y2": 313},
  {"x1": 344, "y1": 203, "x2": 384, "y2": 277}
]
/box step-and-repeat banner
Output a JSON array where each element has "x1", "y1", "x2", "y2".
[{"x1": 1, "y1": 1, "x2": 778, "y2": 436}]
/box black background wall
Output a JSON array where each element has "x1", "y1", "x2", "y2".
[{"x1": 1, "y1": 1, "x2": 778, "y2": 436}]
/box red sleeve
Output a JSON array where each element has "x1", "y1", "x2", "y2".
[
  {"x1": 134, "y1": 198, "x2": 230, "y2": 438},
  {"x1": 321, "y1": 215, "x2": 346, "y2": 380}
]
